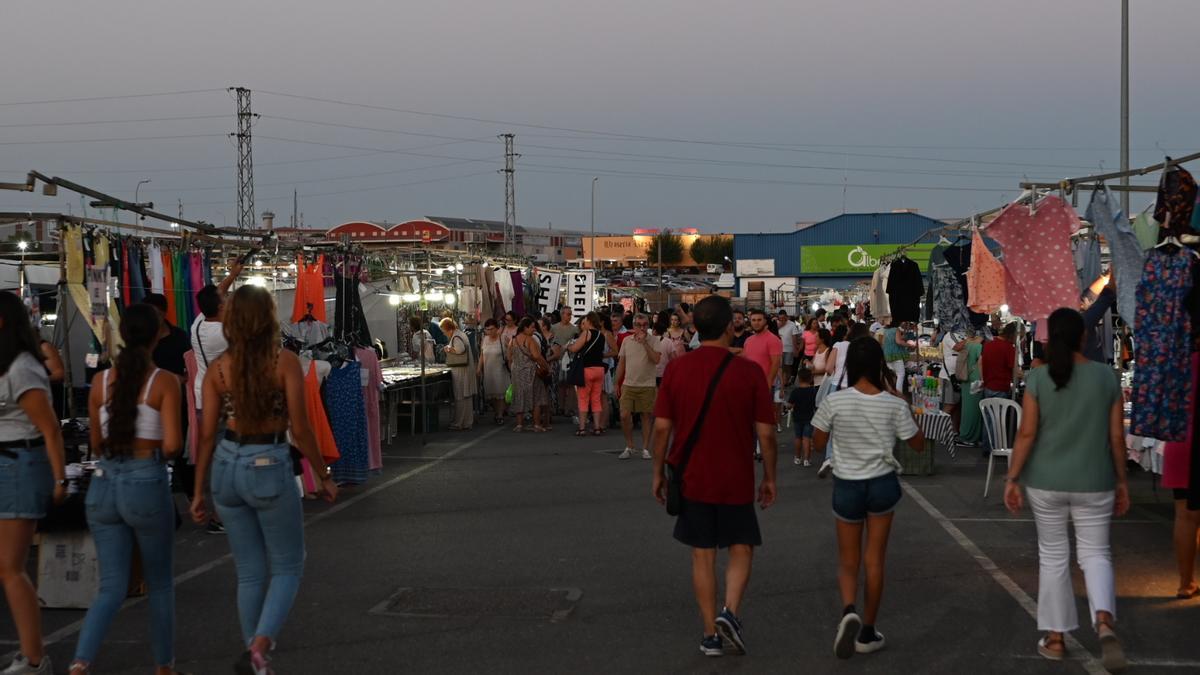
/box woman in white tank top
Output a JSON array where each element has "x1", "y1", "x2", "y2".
[{"x1": 72, "y1": 304, "x2": 183, "y2": 674}]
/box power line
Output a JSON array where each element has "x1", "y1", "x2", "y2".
[
  {"x1": 146, "y1": 158, "x2": 493, "y2": 192},
  {"x1": 0, "y1": 88, "x2": 226, "y2": 107},
  {"x1": 0, "y1": 114, "x2": 228, "y2": 129},
  {"x1": 184, "y1": 169, "x2": 494, "y2": 205},
  {"x1": 0, "y1": 133, "x2": 224, "y2": 146}
]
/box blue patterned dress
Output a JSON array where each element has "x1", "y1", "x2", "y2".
[
  {"x1": 1132, "y1": 248, "x2": 1194, "y2": 441},
  {"x1": 327, "y1": 362, "x2": 370, "y2": 485}
]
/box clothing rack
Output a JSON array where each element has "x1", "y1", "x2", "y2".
[{"x1": 1018, "y1": 151, "x2": 1200, "y2": 193}]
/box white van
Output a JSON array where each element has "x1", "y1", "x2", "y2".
[{"x1": 714, "y1": 273, "x2": 735, "y2": 290}]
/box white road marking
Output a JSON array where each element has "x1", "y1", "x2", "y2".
[
  {"x1": 949, "y1": 517, "x2": 1158, "y2": 524},
  {"x1": 37, "y1": 427, "x2": 505, "y2": 649},
  {"x1": 901, "y1": 479, "x2": 1108, "y2": 675}
]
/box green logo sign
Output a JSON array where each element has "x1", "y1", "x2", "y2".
[{"x1": 800, "y1": 244, "x2": 936, "y2": 274}]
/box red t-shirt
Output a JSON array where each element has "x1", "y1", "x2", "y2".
[
  {"x1": 655, "y1": 346, "x2": 775, "y2": 504},
  {"x1": 981, "y1": 339, "x2": 1016, "y2": 392}
]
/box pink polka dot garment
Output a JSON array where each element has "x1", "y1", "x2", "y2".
[{"x1": 983, "y1": 195, "x2": 1081, "y2": 322}]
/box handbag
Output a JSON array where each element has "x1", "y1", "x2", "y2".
[
  {"x1": 567, "y1": 331, "x2": 601, "y2": 387},
  {"x1": 445, "y1": 334, "x2": 469, "y2": 367},
  {"x1": 666, "y1": 352, "x2": 735, "y2": 516}
]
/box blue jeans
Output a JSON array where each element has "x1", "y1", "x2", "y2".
[
  {"x1": 74, "y1": 457, "x2": 175, "y2": 666},
  {"x1": 212, "y1": 439, "x2": 305, "y2": 646},
  {"x1": 982, "y1": 389, "x2": 1011, "y2": 453}
]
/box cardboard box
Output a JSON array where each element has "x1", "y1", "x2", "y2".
[{"x1": 36, "y1": 531, "x2": 100, "y2": 609}]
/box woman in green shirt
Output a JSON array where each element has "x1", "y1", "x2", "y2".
[
  {"x1": 956, "y1": 338, "x2": 984, "y2": 445},
  {"x1": 1003, "y1": 308, "x2": 1129, "y2": 671}
]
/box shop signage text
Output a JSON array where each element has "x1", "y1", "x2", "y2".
[
  {"x1": 800, "y1": 244, "x2": 936, "y2": 274},
  {"x1": 535, "y1": 270, "x2": 563, "y2": 314},
  {"x1": 567, "y1": 271, "x2": 594, "y2": 318}
]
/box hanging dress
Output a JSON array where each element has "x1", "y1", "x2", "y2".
[
  {"x1": 1132, "y1": 247, "x2": 1194, "y2": 441},
  {"x1": 149, "y1": 242, "x2": 164, "y2": 295},
  {"x1": 354, "y1": 347, "x2": 384, "y2": 472},
  {"x1": 327, "y1": 362, "x2": 369, "y2": 486},
  {"x1": 966, "y1": 230, "x2": 1006, "y2": 314},
  {"x1": 984, "y1": 195, "x2": 1081, "y2": 324},
  {"x1": 957, "y1": 341, "x2": 984, "y2": 444},
  {"x1": 1089, "y1": 185, "x2": 1143, "y2": 326},
  {"x1": 162, "y1": 250, "x2": 177, "y2": 327},
  {"x1": 291, "y1": 254, "x2": 327, "y2": 323}
]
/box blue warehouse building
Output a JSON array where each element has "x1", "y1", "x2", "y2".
[{"x1": 732, "y1": 211, "x2": 952, "y2": 307}]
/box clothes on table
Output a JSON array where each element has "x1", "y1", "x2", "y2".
[
  {"x1": 984, "y1": 195, "x2": 1081, "y2": 325},
  {"x1": 967, "y1": 230, "x2": 1006, "y2": 315},
  {"x1": 1131, "y1": 247, "x2": 1195, "y2": 441}
]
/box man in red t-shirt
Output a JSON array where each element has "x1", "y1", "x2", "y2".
[
  {"x1": 652, "y1": 295, "x2": 777, "y2": 657},
  {"x1": 979, "y1": 322, "x2": 1018, "y2": 456}
]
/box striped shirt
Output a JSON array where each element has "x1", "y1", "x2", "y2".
[{"x1": 811, "y1": 388, "x2": 919, "y2": 480}]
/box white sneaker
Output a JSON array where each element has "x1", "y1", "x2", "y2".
[
  {"x1": 793, "y1": 457, "x2": 802, "y2": 466},
  {"x1": 803, "y1": 460, "x2": 812, "y2": 467},
  {"x1": 834, "y1": 613, "x2": 861, "y2": 659},
  {"x1": 855, "y1": 629, "x2": 886, "y2": 654},
  {"x1": 641, "y1": 449, "x2": 652, "y2": 460},
  {"x1": 817, "y1": 459, "x2": 833, "y2": 479},
  {"x1": 3, "y1": 655, "x2": 51, "y2": 675},
  {"x1": 618, "y1": 448, "x2": 634, "y2": 460}
]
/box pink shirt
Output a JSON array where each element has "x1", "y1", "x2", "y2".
[
  {"x1": 743, "y1": 331, "x2": 782, "y2": 386},
  {"x1": 984, "y1": 195, "x2": 1080, "y2": 322},
  {"x1": 802, "y1": 330, "x2": 819, "y2": 357}
]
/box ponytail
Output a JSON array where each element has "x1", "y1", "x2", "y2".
[{"x1": 1045, "y1": 308, "x2": 1085, "y2": 391}]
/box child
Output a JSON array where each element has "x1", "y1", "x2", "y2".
[
  {"x1": 786, "y1": 368, "x2": 817, "y2": 466},
  {"x1": 811, "y1": 337, "x2": 924, "y2": 659}
]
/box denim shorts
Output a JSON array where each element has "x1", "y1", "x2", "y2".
[
  {"x1": 0, "y1": 445, "x2": 54, "y2": 520},
  {"x1": 832, "y1": 472, "x2": 902, "y2": 523},
  {"x1": 795, "y1": 423, "x2": 813, "y2": 439}
]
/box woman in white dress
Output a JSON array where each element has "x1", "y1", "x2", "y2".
[{"x1": 476, "y1": 318, "x2": 510, "y2": 425}]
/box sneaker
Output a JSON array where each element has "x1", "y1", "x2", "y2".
[
  {"x1": 699, "y1": 634, "x2": 724, "y2": 657},
  {"x1": 817, "y1": 459, "x2": 833, "y2": 479},
  {"x1": 618, "y1": 448, "x2": 634, "y2": 460},
  {"x1": 641, "y1": 449, "x2": 652, "y2": 460},
  {"x1": 793, "y1": 457, "x2": 803, "y2": 466},
  {"x1": 855, "y1": 628, "x2": 887, "y2": 654},
  {"x1": 207, "y1": 519, "x2": 226, "y2": 535},
  {"x1": 2, "y1": 655, "x2": 52, "y2": 674},
  {"x1": 234, "y1": 650, "x2": 274, "y2": 675},
  {"x1": 834, "y1": 612, "x2": 862, "y2": 659},
  {"x1": 803, "y1": 459, "x2": 812, "y2": 467},
  {"x1": 715, "y1": 607, "x2": 746, "y2": 655}
]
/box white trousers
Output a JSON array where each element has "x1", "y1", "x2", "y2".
[
  {"x1": 1026, "y1": 487, "x2": 1117, "y2": 632},
  {"x1": 888, "y1": 360, "x2": 906, "y2": 389}
]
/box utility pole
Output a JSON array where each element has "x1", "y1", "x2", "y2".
[
  {"x1": 501, "y1": 133, "x2": 519, "y2": 256},
  {"x1": 1120, "y1": 0, "x2": 1130, "y2": 216},
  {"x1": 590, "y1": 177, "x2": 598, "y2": 270},
  {"x1": 292, "y1": 189, "x2": 298, "y2": 230},
  {"x1": 230, "y1": 86, "x2": 257, "y2": 232}
]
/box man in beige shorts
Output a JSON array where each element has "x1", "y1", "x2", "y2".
[{"x1": 615, "y1": 313, "x2": 662, "y2": 460}]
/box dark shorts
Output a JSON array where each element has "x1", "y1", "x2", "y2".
[
  {"x1": 673, "y1": 500, "x2": 762, "y2": 549},
  {"x1": 832, "y1": 473, "x2": 902, "y2": 523},
  {"x1": 795, "y1": 423, "x2": 813, "y2": 439}
]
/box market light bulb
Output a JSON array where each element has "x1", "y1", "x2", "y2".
[
  {"x1": 811, "y1": 301, "x2": 820, "y2": 312},
  {"x1": 1000, "y1": 304, "x2": 1010, "y2": 314},
  {"x1": 16, "y1": 241, "x2": 27, "y2": 251},
  {"x1": 281, "y1": 270, "x2": 289, "y2": 278},
  {"x1": 254, "y1": 259, "x2": 263, "y2": 268},
  {"x1": 445, "y1": 293, "x2": 456, "y2": 306},
  {"x1": 289, "y1": 263, "x2": 297, "y2": 271},
  {"x1": 402, "y1": 293, "x2": 421, "y2": 302},
  {"x1": 388, "y1": 294, "x2": 401, "y2": 306},
  {"x1": 425, "y1": 291, "x2": 444, "y2": 302},
  {"x1": 247, "y1": 275, "x2": 267, "y2": 287},
  {"x1": 455, "y1": 263, "x2": 464, "y2": 272}
]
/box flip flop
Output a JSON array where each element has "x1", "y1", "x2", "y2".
[{"x1": 1176, "y1": 584, "x2": 1199, "y2": 599}]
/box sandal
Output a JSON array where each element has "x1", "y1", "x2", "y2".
[
  {"x1": 1097, "y1": 622, "x2": 1128, "y2": 673},
  {"x1": 1037, "y1": 634, "x2": 1065, "y2": 661},
  {"x1": 532, "y1": 426, "x2": 548, "y2": 433},
  {"x1": 1176, "y1": 583, "x2": 1199, "y2": 599},
  {"x1": 593, "y1": 428, "x2": 605, "y2": 436},
  {"x1": 513, "y1": 425, "x2": 524, "y2": 433},
  {"x1": 575, "y1": 429, "x2": 589, "y2": 437},
  {"x1": 494, "y1": 417, "x2": 504, "y2": 426}
]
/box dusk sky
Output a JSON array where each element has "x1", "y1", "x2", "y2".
[{"x1": 1, "y1": 0, "x2": 1196, "y2": 234}]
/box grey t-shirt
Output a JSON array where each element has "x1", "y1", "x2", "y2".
[{"x1": 0, "y1": 351, "x2": 50, "y2": 442}]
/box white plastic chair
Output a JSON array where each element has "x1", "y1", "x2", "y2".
[{"x1": 979, "y1": 398, "x2": 1022, "y2": 499}]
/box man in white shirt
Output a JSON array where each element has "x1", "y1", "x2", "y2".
[
  {"x1": 190, "y1": 262, "x2": 242, "y2": 420},
  {"x1": 775, "y1": 310, "x2": 800, "y2": 387}
]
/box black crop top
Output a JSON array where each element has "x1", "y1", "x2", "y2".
[{"x1": 578, "y1": 330, "x2": 607, "y2": 367}]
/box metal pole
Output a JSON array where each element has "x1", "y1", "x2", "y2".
[
  {"x1": 1120, "y1": 0, "x2": 1130, "y2": 216},
  {"x1": 590, "y1": 177, "x2": 598, "y2": 270}
]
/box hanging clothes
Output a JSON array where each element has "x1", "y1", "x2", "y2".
[
  {"x1": 941, "y1": 242, "x2": 988, "y2": 329},
  {"x1": 290, "y1": 319, "x2": 330, "y2": 347},
  {"x1": 333, "y1": 269, "x2": 372, "y2": 347},
  {"x1": 495, "y1": 269, "x2": 516, "y2": 312},
  {"x1": 184, "y1": 350, "x2": 200, "y2": 463},
  {"x1": 304, "y1": 361, "x2": 341, "y2": 464},
  {"x1": 984, "y1": 195, "x2": 1081, "y2": 324},
  {"x1": 189, "y1": 252, "x2": 203, "y2": 318},
  {"x1": 355, "y1": 347, "x2": 384, "y2": 472},
  {"x1": 149, "y1": 242, "x2": 164, "y2": 295},
  {"x1": 162, "y1": 250, "x2": 177, "y2": 328},
  {"x1": 64, "y1": 225, "x2": 84, "y2": 284},
  {"x1": 1131, "y1": 247, "x2": 1194, "y2": 441},
  {"x1": 1088, "y1": 185, "x2": 1143, "y2": 326},
  {"x1": 173, "y1": 251, "x2": 188, "y2": 329},
  {"x1": 929, "y1": 263, "x2": 970, "y2": 334},
  {"x1": 291, "y1": 254, "x2": 328, "y2": 323},
  {"x1": 510, "y1": 270, "x2": 526, "y2": 316},
  {"x1": 1155, "y1": 165, "x2": 1197, "y2": 240},
  {"x1": 869, "y1": 262, "x2": 891, "y2": 321},
  {"x1": 1072, "y1": 235, "x2": 1102, "y2": 292},
  {"x1": 884, "y1": 257, "x2": 923, "y2": 323},
  {"x1": 120, "y1": 241, "x2": 132, "y2": 307},
  {"x1": 1132, "y1": 212, "x2": 1159, "y2": 251},
  {"x1": 1163, "y1": 354, "x2": 1199, "y2": 508},
  {"x1": 967, "y1": 230, "x2": 1006, "y2": 315},
  {"x1": 128, "y1": 241, "x2": 147, "y2": 304},
  {"x1": 327, "y1": 362, "x2": 369, "y2": 486},
  {"x1": 95, "y1": 235, "x2": 110, "y2": 270}
]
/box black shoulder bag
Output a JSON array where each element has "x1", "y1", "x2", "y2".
[
  {"x1": 666, "y1": 352, "x2": 735, "y2": 516},
  {"x1": 566, "y1": 331, "x2": 601, "y2": 388}
]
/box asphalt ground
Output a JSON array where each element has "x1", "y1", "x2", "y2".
[{"x1": 3, "y1": 420, "x2": 1199, "y2": 674}]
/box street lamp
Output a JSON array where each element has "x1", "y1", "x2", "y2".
[
  {"x1": 135, "y1": 179, "x2": 151, "y2": 206},
  {"x1": 590, "y1": 177, "x2": 598, "y2": 270}
]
